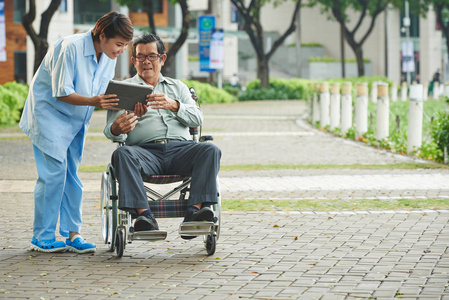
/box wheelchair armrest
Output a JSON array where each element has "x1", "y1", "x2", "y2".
[{"x1": 199, "y1": 135, "x2": 213, "y2": 142}]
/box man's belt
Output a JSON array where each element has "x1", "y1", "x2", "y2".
[{"x1": 149, "y1": 138, "x2": 182, "y2": 144}]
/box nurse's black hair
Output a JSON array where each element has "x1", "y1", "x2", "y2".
[{"x1": 92, "y1": 11, "x2": 134, "y2": 42}]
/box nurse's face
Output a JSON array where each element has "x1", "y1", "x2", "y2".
[{"x1": 99, "y1": 33, "x2": 129, "y2": 60}]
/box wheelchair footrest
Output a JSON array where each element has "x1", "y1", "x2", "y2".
[
  {"x1": 179, "y1": 221, "x2": 216, "y2": 236},
  {"x1": 129, "y1": 229, "x2": 167, "y2": 241}
]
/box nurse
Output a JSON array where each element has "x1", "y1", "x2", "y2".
[{"x1": 19, "y1": 11, "x2": 134, "y2": 253}]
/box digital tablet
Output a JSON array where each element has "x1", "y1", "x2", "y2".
[{"x1": 104, "y1": 80, "x2": 154, "y2": 111}]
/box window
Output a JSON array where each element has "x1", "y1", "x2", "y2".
[
  {"x1": 14, "y1": 51, "x2": 27, "y2": 83},
  {"x1": 13, "y1": 0, "x2": 26, "y2": 24},
  {"x1": 130, "y1": 0, "x2": 163, "y2": 14},
  {"x1": 74, "y1": 0, "x2": 111, "y2": 24}
]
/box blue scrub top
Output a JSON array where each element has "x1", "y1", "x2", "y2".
[{"x1": 20, "y1": 30, "x2": 116, "y2": 162}]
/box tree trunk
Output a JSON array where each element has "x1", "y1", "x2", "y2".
[
  {"x1": 22, "y1": 0, "x2": 60, "y2": 74},
  {"x1": 162, "y1": 0, "x2": 189, "y2": 76},
  {"x1": 257, "y1": 55, "x2": 269, "y2": 88},
  {"x1": 355, "y1": 46, "x2": 364, "y2": 76},
  {"x1": 143, "y1": 0, "x2": 156, "y2": 34}
]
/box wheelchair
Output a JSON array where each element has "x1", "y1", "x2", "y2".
[{"x1": 100, "y1": 87, "x2": 221, "y2": 258}]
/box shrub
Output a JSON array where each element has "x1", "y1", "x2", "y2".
[
  {"x1": 241, "y1": 78, "x2": 313, "y2": 101},
  {"x1": 181, "y1": 80, "x2": 236, "y2": 104},
  {"x1": 431, "y1": 112, "x2": 449, "y2": 162},
  {"x1": 0, "y1": 81, "x2": 28, "y2": 125}
]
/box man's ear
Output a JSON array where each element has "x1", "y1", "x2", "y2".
[
  {"x1": 131, "y1": 56, "x2": 136, "y2": 66},
  {"x1": 160, "y1": 54, "x2": 167, "y2": 66}
]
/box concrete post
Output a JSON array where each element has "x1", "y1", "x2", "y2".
[
  {"x1": 423, "y1": 82, "x2": 428, "y2": 100},
  {"x1": 407, "y1": 84, "x2": 423, "y2": 153},
  {"x1": 330, "y1": 83, "x2": 341, "y2": 130},
  {"x1": 320, "y1": 82, "x2": 330, "y2": 128},
  {"x1": 307, "y1": 82, "x2": 314, "y2": 119},
  {"x1": 312, "y1": 83, "x2": 320, "y2": 125},
  {"x1": 401, "y1": 81, "x2": 408, "y2": 101},
  {"x1": 355, "y1": 83, "x2": 368, "y2": 139},
  {"x1": 391, "y1": 82, "x2": 397, "y2": 101},
  {"x1": 341, "y1": 82, "x2": 353, "y2": 136},
  {"x1": 444, "y1": 82, "x2": 449, "y2": 98},
  {"x1": 370, "y1": 81, "x2": 378, "y2": 103},
  {"x1": 376, "y1": 82, "x2": 390, "y2": 140}
]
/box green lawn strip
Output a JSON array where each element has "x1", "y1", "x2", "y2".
[
  {"x1": 79, "y1": 162, "x2": 447, "y2": 173},
  {"x1": 220, "y1": 162, "x2": 447, "y2": 171},
  {"x1": 222, "y1": 198, "x2": 449, "y2": 211}
]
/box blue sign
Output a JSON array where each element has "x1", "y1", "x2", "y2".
[{"x1": 198, "y1": 15, "x2": 215, "y2": 72}]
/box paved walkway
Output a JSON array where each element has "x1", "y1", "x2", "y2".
[{"x1": 0, "y1": 100, "x2": 448, "y2": 299}]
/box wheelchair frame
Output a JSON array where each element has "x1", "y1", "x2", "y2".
[{"x1": 99, "y1": 87, "x2": 221, "y2": 258}]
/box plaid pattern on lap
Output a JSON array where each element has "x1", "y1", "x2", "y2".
[
  {"x1": 149, "y1": 199, "x2": 188, "y2": 218},
  {"x1": 143, "y1": 175, "x2": 190, "y2": 184}
]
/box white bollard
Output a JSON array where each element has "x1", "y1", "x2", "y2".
[
  {"x1": 330, "y1": 83, "x2": 341, "y2": 130},
  {"x1": 407, "y1": 84, "x2": 423, "y2": 154},
  {"x1": 355, "y1": 82, "x2": 368, "y2": 139},
  {"x1": 401, "y1": 81, "x2": 408, "y2": 101},
  {"x1": 423, "y1": 82, "x2": 428, "y2": 100},
  {"x1": 391, "y1": 82, "x2": 397, "y2": 101},
  {"x1": 320, "y1": 82, "x2": 330, "y2": 128},
  {"x1": 370, "y1": 81, "x2": 377, "y2": 103},
  {"x1": 341, "y1": 82, "x2": 353, "y2": 136},
  {"x1": 312, "y1": 83, "x2": 320, "y2": 124},
  {"x1": 376, "y1": 82, "x2": 390, "y2": 140},
  {"x1": 444, "y1": 82, "x2": 449, "y2": 98}
]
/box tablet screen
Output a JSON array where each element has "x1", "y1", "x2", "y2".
[{"x1": 105, "y1": 80, "x2": 154, "y2": 111}]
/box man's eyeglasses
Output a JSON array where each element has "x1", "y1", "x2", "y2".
[{"x1": 134, "y1": 54, "x2": 161, "y2": 62}]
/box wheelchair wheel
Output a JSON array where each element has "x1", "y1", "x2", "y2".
[
  {"x1": 115, "y1": 229, "x2": 125, "y2": 258},
  {"x1": 100, "y1": 172, "x2": 110, "y2": 245},
  {"x1": 205, "y1": 234, "x2": 216, "y2": 256},
  {"x1": 101, "y1": 169, "x2": 117, "y2": 253},
  {"x1": 215, "y1": 177, "x2": 221, "y2": 240}
]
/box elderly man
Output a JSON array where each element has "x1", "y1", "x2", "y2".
[{"x1": 104, "y1": 34, "x2": 221, "y2": 237}]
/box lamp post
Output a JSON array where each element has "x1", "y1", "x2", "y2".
[{"x1": 404, "y1": 0, "x2": 411, "y2": 86}]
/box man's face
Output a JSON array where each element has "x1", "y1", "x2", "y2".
[{"x1": 132, "y1": 42, "x2": 166, "y2": 85}]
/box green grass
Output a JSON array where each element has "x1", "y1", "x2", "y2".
[
  {"x1": 222, "y1": 198, "x2": 449, "y2": 211},
  {"x1": 79, "y1": 162, "x2": 447, "y2": 173},
  {"x1": 219, "y1": 162, "x2": 447, "y2": 171}
]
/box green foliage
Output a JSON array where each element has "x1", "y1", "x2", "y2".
[
  {"x1": 241, "y1": 78, "x2": 313, "y2": 101},
  {"x1": 301, "y1": 42, "x2": 323, "y2": 47},
  {"x1": 431, "y1": 112, "x2": 449, "y2": 162},
  {"x1": 308, "y1": 56, "x2": 370, "y2": 63},
  {"x1": 181, "y1": 80, "x2": 236, "y2": 104},
  {"x1": 0, "y1": 81, "x2": 28, "y2": 125}
]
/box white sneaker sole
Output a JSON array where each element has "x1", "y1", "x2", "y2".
[
  {"x1": 30, "y1": 244, "x2": 66, "y2": 253},
  {"x1": 66, "y1": 245, "x2": 96, "y2": 254}
]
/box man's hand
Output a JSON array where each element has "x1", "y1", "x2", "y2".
[
  {"x1": 92, "y1": 94, "x2": 119, "y2": 109},
  {"x1": 133, "y1": 102, "x2": 147, "y2": 117},
  {"x1": 111, "y1": 111, "x2": 138, "y2": 135},
  {"x1": 146, "y1": 93, "x2": 179, "y2": 112}
]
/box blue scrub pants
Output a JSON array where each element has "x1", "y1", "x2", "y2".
[{"x1": 32, "y1": 130, "x2": 85, "y2": 241}]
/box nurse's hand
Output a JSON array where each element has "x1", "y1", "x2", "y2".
[
  {"x1": 111, "y1": 111, "x2": 138, "y2": 135},
  {"x1": 133, "y1": 102, "x2": 147, "y2": 117},
  {"x1": 93, "y1": 94, "x2": 119, "y2": 109}
]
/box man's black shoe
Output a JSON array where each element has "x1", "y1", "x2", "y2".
[
  {"x1": 183, "y1": 207, "x2": 214, "y2": 222},
  {"x1": 134, "y1": 214, "x2": 159, "y2": 231},
  {"x1": 181, "y1": 207, "x2": 214, "y2": 240}
]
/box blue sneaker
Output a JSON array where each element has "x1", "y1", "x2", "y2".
[
  {"x1": 66, "y1": 235, "x2": 96, "y2": 254},
  {"x1": 30, "y1": 237, "x2": 66, "y2": 253}
]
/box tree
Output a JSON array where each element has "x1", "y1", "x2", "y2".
[
  {"x1": 116, "y1": 0, "x2": 190, "y2": 76},
  {"x1": 421, "y1": 1, "x2": 449, "y2": 63},
  {"x1": 22, "y1": 0, "x2": 60, "y2": 74},
  {"x1": 308, "y1": 0, "x2": 392, "y2": 76},
  {"x1": 231, "y1": 0, "x2": 302, "y2": 88}
]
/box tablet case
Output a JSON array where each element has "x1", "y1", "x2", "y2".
[{"x1": 105, "y1": 80, "x2": 154, "y2": 111}]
